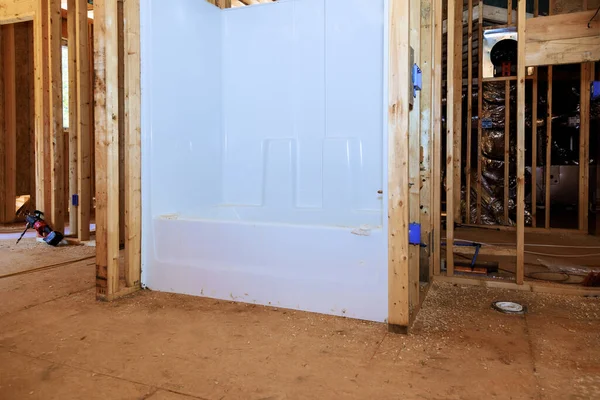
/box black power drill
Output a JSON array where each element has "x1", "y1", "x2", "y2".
[{"x1": 16, "y1": 210, "x2": 64, "y2": 246}]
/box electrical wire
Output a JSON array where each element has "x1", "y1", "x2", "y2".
[
  {"x1": 453, "y1": 238, "x2": 600, "y2": 258},
  {"x1": 453, "y1": 251, "x2": 589, "y2": 285},
  {"x1": 526, "y1": 271, "x2": 570, "y2": 283},
  {"x1": 589, "y1": 5, "x2": 600, "y2": 28},
  {"x1": 483, "y1": 242, "x2": 600, "y2": 249},
  {"x1": 524, "y1": 251, "x2": 600, "y2": 258},
  {"x1": 527, "y1": 271, "x2": 565, "y2": 280}
]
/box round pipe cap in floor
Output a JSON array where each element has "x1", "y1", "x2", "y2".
[{"x1": 491, "y1": 301, "x2": 526, "y2": 314}]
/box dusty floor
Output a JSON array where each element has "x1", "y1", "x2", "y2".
[{"x1": 1, "y1": 238, "x2": 600, "y2": 400}]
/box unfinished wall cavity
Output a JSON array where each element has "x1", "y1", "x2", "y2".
[{"x1": 141, "y1": 0, "x2": 388, "y2": 321}]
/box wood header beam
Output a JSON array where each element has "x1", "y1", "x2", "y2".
[
  {"x1": 527, "y1": 10, "x2": 599, "y2": 42},
  {"x1": 525, "y1": 10, "x2": 600, "y2": 66},
  {"x1": 207, "y1": 0, "x2": 232, "y2": 9},
  {"x1": 0, "y1": 0, "x2": 36, "y2": 24},
  {"x1": 442, "y1": 4, "x2": 534, "y2": 33}
]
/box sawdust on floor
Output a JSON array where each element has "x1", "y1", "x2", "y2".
[{"x1": 0, "y1": 237, "x2": 599, "y2": 400}]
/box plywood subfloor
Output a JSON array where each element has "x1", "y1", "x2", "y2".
[{"x1": 1, "y1": 237, "x2": 600, "y2": 399}]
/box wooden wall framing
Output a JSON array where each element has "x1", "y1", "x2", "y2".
[
  {"x1": 525, "y1": 10, "x2": 600, "y2": 67},
  {"x1": 516, "y1": 0, "x2": 526, "y2": 285},
  {"x1": 94, "y1": 0, "x2": 120, "y2": 300},
  {"x1": 0, "y1": 0, "x2": 141, "y2": 300},
  {"x1": 1, "y1": 25, "x2": 17, "y2": 223},
  {"x1": 387, "y1": 0, "x2": 442, "y2": 332},
  {"x1": 65, "y1": 0, "x2": 92, "y2": 241},
  {"x1": 432, "y1": 0, "x2": 443, "y2": 277},
  {"x1": 435, "y1": 0, "x2": 599, "y2": 286},
  {"x1": 94, "y1": 0, "x2": 142, "y2": 300},
  {"x1": 408, "y1": 0, "x2": 421, "y2": 316},
  {"x1": 0, "y1": 0, "x2": 425, "y2": 328},
  {"x1": 445, "y1": 0, "x2": 460, "y2": 276},
  {"x1": 75, "y1": 0, "x2": 92, "y2": 241},
  {"x1": 3, "y1": 0, "x2": 596, "y2": 325},
  {"x1": 579, "y1": 61, "x2": 593, "y2": 232},
  {"x1": 420, "y1": 0, "x2": 434, "y2": 282},
  {"x1": 124, "y1": 0, "x2": 142, "y2": 288},
  {"x1": 0, "y1": 1, "x2": 48, "y2": 226},
  {"x1": 388, "y1": 0, "x2": 411, "y2": 332},
  {"x1": 451, "y1": 0, "x2": 463, "y2": 226},
  {"x1": 48, "y1": 0, "x2": 65, "y2": 233},
  {"x1": 0, "y1": 0, "x2": 89, "y2": 234},
  {"x1": 465, "y1": 0, "x2": 473, "y2": 225}
]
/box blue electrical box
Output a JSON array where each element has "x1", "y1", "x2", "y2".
[
  {"x1": 412, "y1": 63, "x2": 422, "y2": 98},
  {"x1": 72, "y1": 194, "x2": 79, "y2": 207},
  {"x1": 409, "y1": 223, "x2": 421, "y2": 245},
  {"x1": 482, "y1": 118, "x2": 493, "y2": 129},
  {"x1": 592, "y1": 81, "x2": 600, "y2": 101}
]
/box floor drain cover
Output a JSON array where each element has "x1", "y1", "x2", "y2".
[{"x1": 492, "y1": 301, "x2": 526, "y2": 314}]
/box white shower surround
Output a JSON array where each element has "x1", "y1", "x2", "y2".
[{"x1": 140, "y1": 0, "x2": 390, "y2": 322}]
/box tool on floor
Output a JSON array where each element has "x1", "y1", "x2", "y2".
[
  {"x1": 441, "y1": 240, "x2": 482, "y2": 268},
  {"x1": 15, "y1": 210, "x2": 64, "y2": 246},
  {"x1": 583, "y1": 272, "x2": 600, "y2": 287},
  {"x1": 441, "y1": 240, "x2": 499, "y2": 274}
]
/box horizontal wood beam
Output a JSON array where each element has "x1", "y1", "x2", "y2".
[
  {"x1": 527, "y1": 10, "x2": 599, "y2": 42},
  {"x1": 450, "y1": 244, "x2": 517, "y2": 257},
  {"x1": 443, "y1": 5, "x2": 534, "y2": 33},
  {"x1": 0, "y1": 0, "x2": 36, "y2": 24},
  {"x1": 525, "y1": 10, "x2": 600, "y2": 66},
  {"x1": 456, "y1": 223, "x2": 588, "y2": 235},
  {"x1": 526, "y1": 36, "x2": 600, "y2": 66},
  {"x1": 435, "y1": 274, "x2": 600, "y2": 296},
  {"x1": 206, "y1": 0, "x2": 233, "y2": 8}
]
